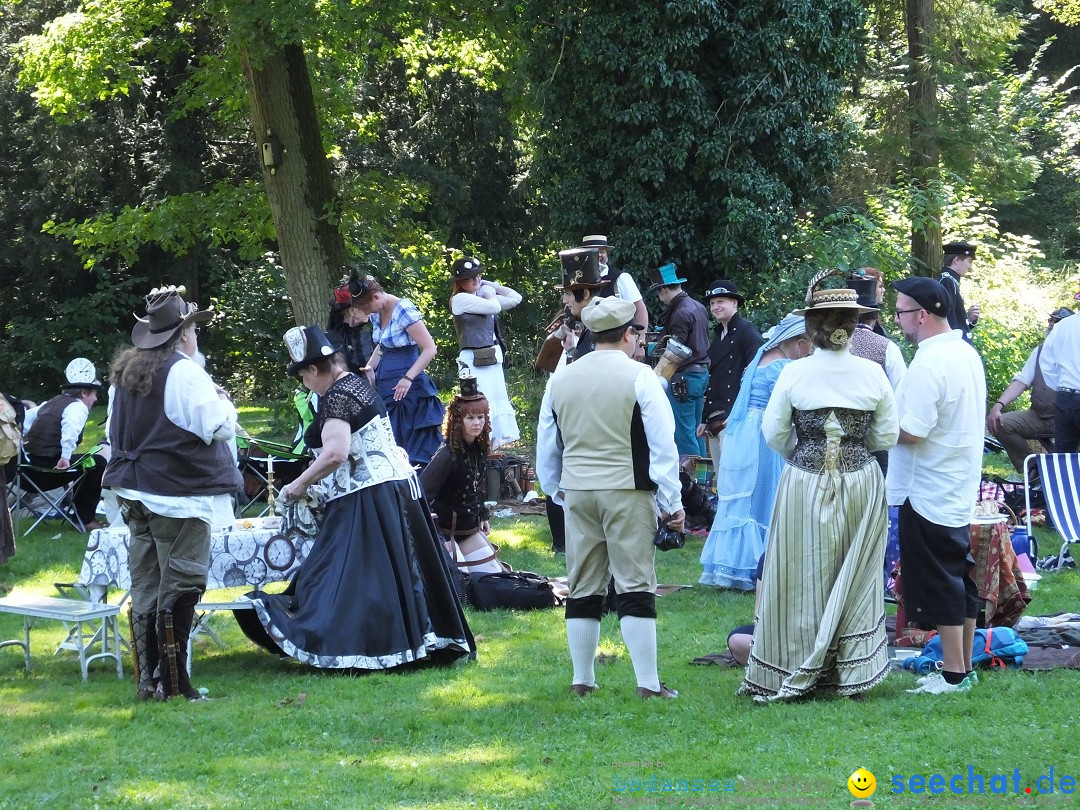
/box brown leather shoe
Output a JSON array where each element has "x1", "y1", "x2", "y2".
[
  {"x1": 635, "y1": 683, "x2": 678, "y2": 700},
  {"x1": 569, "y1": 683, "x2": 597, "y2": 697}
]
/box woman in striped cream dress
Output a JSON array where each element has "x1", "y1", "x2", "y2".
[{"x1": 740, "y1": 272, "x2": 898, "y2": 702}]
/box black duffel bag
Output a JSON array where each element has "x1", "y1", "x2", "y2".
[{"x1": 465, "y1": 571, "x2": 558, "y2": 611}]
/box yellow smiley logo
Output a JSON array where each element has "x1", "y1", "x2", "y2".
[{"x1": 848, "y1": 768, "x2": 876, "y2": 798}]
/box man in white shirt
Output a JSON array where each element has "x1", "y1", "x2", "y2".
[
  {"x1": 887, "y1": 277, "x2": 986, "y2": 695},
  {"x1": 103, "y1": 285, "x2": 241, "y2": 701},
  {"x1": 581, "y1": 235, "x2": 649, "y2": 331},
  {"x1": 537, "y1": 297, "x2": 684, "y2": 700},
  {"x1": 23, "y1": 358, "x2": 107, "y2": 530},
  {"x1": 1039, "y1": 297, "x2": 1080, "y2": 453}
]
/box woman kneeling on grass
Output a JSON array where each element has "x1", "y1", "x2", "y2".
[
  {"x1": 419, "y1": 377, "x2": 504, "y2": 574},
  {"x1": 237, "y1": 325, "x2": 473, "y2": 671}
]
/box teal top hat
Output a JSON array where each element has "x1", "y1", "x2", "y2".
[{"x1": 647, "y1": 263, "x2": 687, "y2": 293}]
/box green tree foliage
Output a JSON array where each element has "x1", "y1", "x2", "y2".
[{"x1": 521, "y1": 0, "x2": 864, "y2": 293}]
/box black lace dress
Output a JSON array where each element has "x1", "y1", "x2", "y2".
[{"x1": 238, "y1": 374, "x2": 473, "y2": 669}]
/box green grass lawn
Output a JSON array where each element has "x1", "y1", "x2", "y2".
[
  {"x1": 5, "y1": 415, "x2": 1075, "y2": 807},
  {"x1": 2, "y1": 511, "x2": 1079, "y2": 809}
]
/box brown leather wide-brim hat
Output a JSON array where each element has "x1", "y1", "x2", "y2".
[{"x1": 131, "y1": 286, "x2": 214, "y2": 349}]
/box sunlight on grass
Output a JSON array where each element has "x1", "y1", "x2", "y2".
[{"x1": 5, "y1": 484, "x2": 1080, "y2": 807}]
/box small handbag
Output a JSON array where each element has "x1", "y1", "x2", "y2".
[
  {"x1": 654, "y1": 519, "x2": 685, "y2": 551},
  {"x1": 471, "y1": 345, "x2": 498, "y2": 367}
]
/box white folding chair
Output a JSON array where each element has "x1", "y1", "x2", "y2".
[{"x1": 1024, "y1": 453, "x2": 1080, "y2": 571}]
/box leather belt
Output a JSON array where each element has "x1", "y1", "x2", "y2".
[{"x1": 1059, "y1": 387, "x2": 1080, "y2": 395}]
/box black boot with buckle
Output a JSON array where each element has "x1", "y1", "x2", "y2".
[{"x1": 155, "y1": 592, "x2": 209, "y2": 701}]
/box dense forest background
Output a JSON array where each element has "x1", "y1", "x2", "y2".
[{"x1": 2, "y1": 0, "x2": 1078, "y2": 424}]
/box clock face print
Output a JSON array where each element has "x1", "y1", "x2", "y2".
[
  {"x1": 210, "y1": 554, "x2": 233, "y2": 585},
  {"x1": 299, "y1": 537, "x2": 315, "y2": 564},
  {"x1": 227, "y1": 532, "x2": 258, "y2": 564},
  {"x1": 242, "y1": 558, "x2": 268, "y2": 585},
  {"x1": 90, "y1": 551, "x2": 107, "y2": 575},
  {"x1": 106, "y1": 548, "x2": 120, "y2": 579},
  {"x1": 221, "y1": 565, "x2": 246, "y2": 588},
  {"x1": 65, "y1": 358, "x2": 96, "y2": 384},
  {"x1": 263, "y1": 534, "x2": 296, "y2": 571}
]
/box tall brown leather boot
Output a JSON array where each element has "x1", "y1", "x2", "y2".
[{"x1": 155, "y1": 592, "x2": 208, "y2": 701}]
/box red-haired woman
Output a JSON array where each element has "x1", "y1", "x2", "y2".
[{"x1": 419, "y1": 377, "x2": 503, "y2": 573}]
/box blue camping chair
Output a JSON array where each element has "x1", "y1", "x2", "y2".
[{"x1": 1024, "y1": 453, "x2": 1080, "y2": 571}]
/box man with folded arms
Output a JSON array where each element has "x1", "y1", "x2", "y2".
[{"x1": 537, "y1": 297, "x2": 685, "y2": 700}]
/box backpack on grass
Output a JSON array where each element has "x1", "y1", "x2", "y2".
[{"x1": 901, "y1": 626, "x2": 1028, "y2": 675}]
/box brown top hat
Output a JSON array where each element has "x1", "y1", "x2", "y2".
[
  {"x1": 131, "y1": 285, "x2": 214, "y2": 349},
  {"x1": 556, "y1": 247, "x2": 604, "y2": 291}
]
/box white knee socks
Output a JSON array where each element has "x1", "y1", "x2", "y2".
[
  {"x1": 620, "y1": 615, "x2": 660, "y2": 692},
  {"x1": 566, "y1": 618, "x2": 601, "y2": 687}
]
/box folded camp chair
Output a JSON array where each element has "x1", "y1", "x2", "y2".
[
  {"x1": 11, "y1": 454, "x2": 92, "y2": 536},
  {"x1": 1024, "y1": 453, "x2": 1080, "y2": 571}
]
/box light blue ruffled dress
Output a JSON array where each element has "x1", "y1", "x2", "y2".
[{"x1": 699, "y1": 359, "x2": 790, "y2": 589}]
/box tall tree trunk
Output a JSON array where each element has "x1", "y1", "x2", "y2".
[
  {"x1": 906, "y1": 0, "x2": 941, "y2": 276},
  {"x1": 241, "y1": 41, "x2": 344, "y2": 326}
]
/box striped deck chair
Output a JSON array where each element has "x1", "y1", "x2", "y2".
[{"x1": 1025, "y1": 453, "x2": 1080, "y2": 571}]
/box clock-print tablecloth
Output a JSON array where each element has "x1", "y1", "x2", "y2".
[{"x1": 77, "y1": 518, "x2": 311, "y2": 596}]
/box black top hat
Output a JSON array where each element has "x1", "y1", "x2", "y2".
[
  {"x1": 943, "y1": 241, "x2": 977, "y2": 258},
  {"x1": 704, "y1": 279, "x2": 744, "y2": 305},
  {"x1": 845, "y1": 273, "x2": 880, "y2": 309},
  {"x1": 556, "y1": 247, "x2": 604, "y2": 291},
  {"x1": 457, "y1": 376, "x2": 486, "y2": 402},
  {"x1": 284, "y1": 325, "x2": 338, "y2": 375},
  {"x1": 131, "y1": 285, "x2": 214, "y2": 349},
  {"x1": 1050, "y1": 307, "x2": 1074, "y2": 322},
  {"x1": 451, "y1": 257, "x2": 484, "y2": 281}
]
